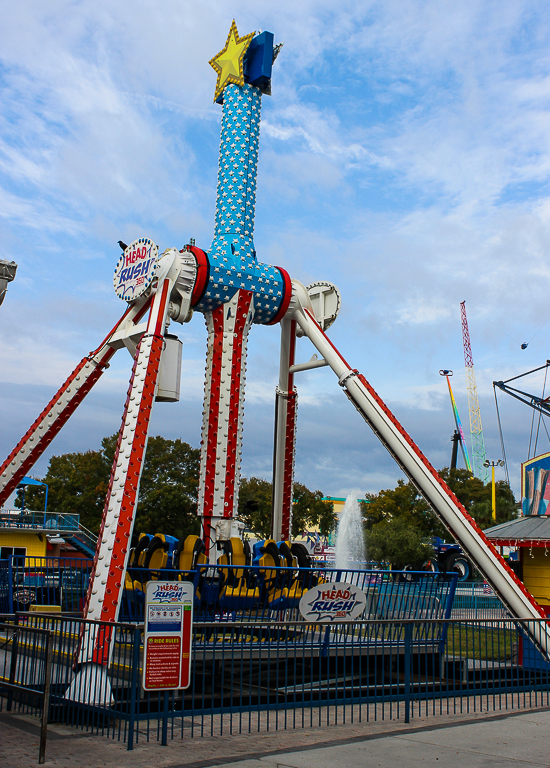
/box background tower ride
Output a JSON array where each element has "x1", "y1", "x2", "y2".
[{"x1": 461, "y1": 301, "x2": 489, "y2": 483}]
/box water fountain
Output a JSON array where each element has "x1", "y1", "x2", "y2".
[{"x1": 334, "y1": 492, "x2": 366, "y2": 570}]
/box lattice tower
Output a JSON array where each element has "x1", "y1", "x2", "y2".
[{"x1": 460, "y1": 301, "x2": 489, "y2": 483}]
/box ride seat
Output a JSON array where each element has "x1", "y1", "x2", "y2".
[
  {"x1": 174, "y1": 535, "x2": 208, "y2": 572},
  {"x1": 131, "y1": 533, "x2": 153, "y2": 567},
  {"x1": 218, "y1": 537, "x2": 260, "y2": 608},
  {"x1": 144, "y1": 534, "x2": 178, "y2": 570}
]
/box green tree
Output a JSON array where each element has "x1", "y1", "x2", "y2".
[
  {"x1": 363, "y1": 479, "x2": 447, "y2": 538},
  {"x1": 20, "y1": 435, "x2": 201, "y2": 539},
  {"x1": 18, "y1": 448, "x2": 111, "y2": 532},
  {"x1": 366, "y1": 517, "x2": 434, "y2": 570},
  {"x1": 237, "y1": 478, "x2": 336, "y2": 539},
  {"x1": 362, "y1": 467, "x2": 518, "y2": 543},
  {"x1": 291, "y1": 482, "x2": 336, "y2": 538},
  {"x1": 238, "y1": 477, "x2": 273, "y2": 538}
]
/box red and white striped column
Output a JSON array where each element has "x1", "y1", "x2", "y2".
[
  {"x1": 197, "y1": 289, "x2": 254, "y2": 560},
  {"x1": 271, "y1": 317, "x2": 298, "y2": 541},
  {"x1": 79, "y1": 278, "x2": 173, "y2": 664}
]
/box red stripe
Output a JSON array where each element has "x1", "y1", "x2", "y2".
[
  {"x1": 267, "y1": 267, "x2": 292, "y2": 325},
  {"x1": 281, "y1": 391, "x2": 297, "y2": 540},
  {"x1": 345, "y1": 367, "x2": 547, "y2": 619},
  {"x1": 202, "y1": 305, "x2": 225, "y2": 520},
  {"x1": 153, "y1": 280, "x2": 171, "y2": 336},
  {"x1": 89, "y1": 297, "x2": 151, "y2": 356},
  {"x1": 281, "y1": 320, "x2": 297, "y2": 540},
  {"x1": 223, "y1": 291, "x2": 253, "y2": 517},
  {"x1": 189, "y1": 247, "x2": 209, "y2": 306},
  {"x1": 1, "y1": 300, "x2": 152, "y2": 507},
  {"x1": 132, "y1": 296, "x2": 153, "y2": 325},
  {"x1": 304, "y1": 308, "x2": 350, "y2": 367},
  {"x1": 0, "y1": 347, "x2": 115, "y2": 506},
  {"x1": 87, "y1": 335, "x2": 164, "y2": 638}
]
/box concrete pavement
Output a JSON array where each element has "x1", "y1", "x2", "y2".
[{"x1": 2, "y1": 706, "x2": 550, "y2": 767}]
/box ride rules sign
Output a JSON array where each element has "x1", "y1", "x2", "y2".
[{"x1": 142, "y1": 581, "x2": 194, "y2": 691}]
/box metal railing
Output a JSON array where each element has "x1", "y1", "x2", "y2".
[
  {"x1": 0, "y1": 510, "x2": 81, "y2": 532},
  {"x1": 451, "y1": 581, "x2": 511, "y2": 619},
  {"x1": 0, "y1": 620, "x2": 53, "y2": 763},
  {"x1": 68, "y1": 522, "x2": 97, "y2": 555},
  {"x1": 0, "y1": 560, "x2": 457, "y2": 622},
  {"x1": 2, "y1": 612, "x2": 550, "y2": 751},
  {"x1": 122, "y1": 566, "x2": 458, "y2": 624},
  {"x1": 0, "y1": 557, "x2": 93, "y2": 614}
]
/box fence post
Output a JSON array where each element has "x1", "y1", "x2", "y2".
[
  {"x1": 7, "y1": 614, "x2": 19, "y2": 711},
  {"x1": 404, "y1": 622, "x2": 412, "y2": 724},
  {"x1": 7, "y1": 555, "x2": 14, "y2": 614},
  {"x1": 127, "y1": 625, "x2": 141, "y2": 751},
  {"x1": 161, "y1": 690, "x2": 169, "y2": 746},
  {"x1": 39, "y1": 629, "x2": 53, "y2": 765}
]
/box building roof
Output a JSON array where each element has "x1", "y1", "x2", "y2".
[{"x1": 484, "y1": 515, "x2": 550, "y2": 545}]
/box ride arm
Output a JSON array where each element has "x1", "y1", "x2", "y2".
[
  {"x1": 0, "y1": 296, "x2": 152, "y2": 507},
  {"x1": 494, "y1": 380, "x2": 550, "y2": 419},
  {"x1": 79, "y1": 249, "x2": 195, "y2": 665},
  {"x1": 290, "y1": 280, "x2": 550, "y2": 655}
]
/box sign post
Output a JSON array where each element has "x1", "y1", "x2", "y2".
[{"x1": 142, "y1": 581, "x2": 194, "y2": 691}]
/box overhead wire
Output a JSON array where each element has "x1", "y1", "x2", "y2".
[
  {"x1": 533, "y1": 364, "x2": 549, "y2": 457},
  {"x1": 526, "y1": 311, "x2": 550, "y2": 346},
  {"x1": 465, "y1": 299, "x2": 550, "y2": 350},
  {"x1": 527, "y1": 401, "x2": 536, "y2": 460},
  {"x1": 494, "y1": 387, "x2": 510, "y2": 486}
]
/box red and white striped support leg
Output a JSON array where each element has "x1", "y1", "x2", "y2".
[
  {"x1": 291, "y1": 280, "x2": 550, "y2": 656},
  {"x1": 198, "y1": 289, "x2": 254, "y2": 561},
  {"x1": 272, "y1": 318, "x2": 298, "y2": 541},
  {"x1": 0, "y1": 298, "x2": 151, "y2": 507},
  {"x1": 79, "y1": 279, "x2": 172, "y2": 665}
]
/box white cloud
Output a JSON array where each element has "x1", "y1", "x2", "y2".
[{"x1": 2, "y1": 0, "x2": 550, "y2": 504}]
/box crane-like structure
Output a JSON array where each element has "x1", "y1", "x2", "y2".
[{"x1": 460, "y1": 301, "x2": 489, "y2": 483}]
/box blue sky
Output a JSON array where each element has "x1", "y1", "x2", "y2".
[{"x1": 2, "y1": 1, "x2": 550, "y2": 503}]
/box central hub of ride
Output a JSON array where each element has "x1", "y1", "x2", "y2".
[{"x1": 191, "y1": 22, "x2": 291, "y2": 556}]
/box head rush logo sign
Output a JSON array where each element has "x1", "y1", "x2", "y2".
[
  {"x1": 299, "y1": 581, "x2": 367, "y2": 623},
  {"x1": 149, "y1": 583, "x2": 186, "y2": 604},
  {"x1": 114, "y1": 237, "x2": 159, "y2": 302}
]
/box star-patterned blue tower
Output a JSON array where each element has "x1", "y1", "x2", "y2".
[
  {"x1": 196, "y1": 74, "x2": 287, "y2": 321},
  {"x1": 196, "y1": 24, "x2": 291, "y2": 558}
]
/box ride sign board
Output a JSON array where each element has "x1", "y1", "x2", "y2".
[
  {"x1": 114, "y1": 238, "x2": 159, "y2": 302},
  {"x1": 299, "y1": 581, "x2": 367, "y2": 623},
  {"x1": 142, "y1": 581, "x2": 194, "y2": 691}
]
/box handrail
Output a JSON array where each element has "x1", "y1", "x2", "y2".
[{"x1": 0, "y1": 510, "x2": 80, "y2": 531}]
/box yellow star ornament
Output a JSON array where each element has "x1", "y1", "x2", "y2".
[{"x1": 209, "y1": 20, "x2": 254, "y2": 102}]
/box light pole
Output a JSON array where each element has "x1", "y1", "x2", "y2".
[{"x1": 483, "y1": 459, "x2": 505, "y2": 521}]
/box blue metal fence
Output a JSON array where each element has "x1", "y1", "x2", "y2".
[
  {"x1": 451, "y1": 581, "x2": 510, "y2": 619},
  {"x1": 0, "y1": 559, "x2": 458, "y2": 623},
  {"x1": 0, "y1": 557, "x2": 93, "y2": 614},
  {"x1": 2, "y1": 612, "x2": 550, "y2": 749}
]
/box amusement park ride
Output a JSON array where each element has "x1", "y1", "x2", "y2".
[{"x1": 1, "y1": 21, "x2": 550, "y2": 675}]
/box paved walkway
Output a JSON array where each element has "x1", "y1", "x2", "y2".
[{"x1": 1, "y1": 706, "x2": 550, "y2": 767}]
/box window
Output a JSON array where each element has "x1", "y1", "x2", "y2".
[{"x1": 0, "y1": 546, "x2": 26, "y2": 566}]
